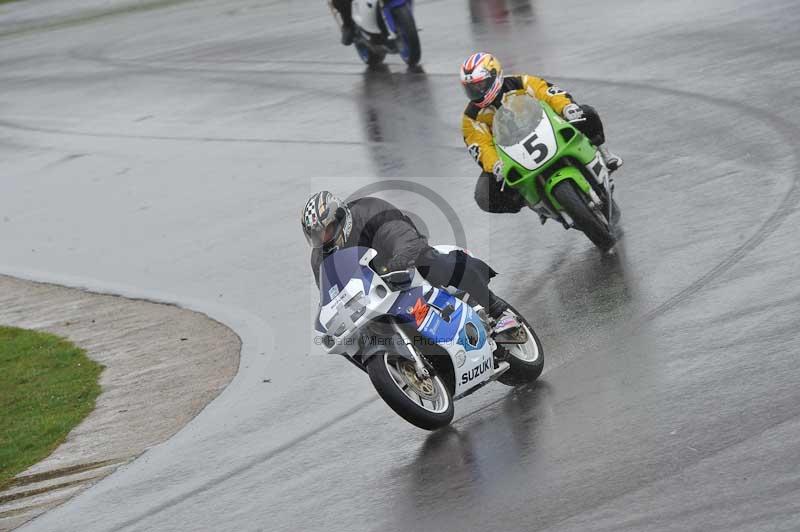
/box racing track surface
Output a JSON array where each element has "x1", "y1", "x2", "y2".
[{"x1": 2, "y1": 0, "x2": 800, "y2": 530}]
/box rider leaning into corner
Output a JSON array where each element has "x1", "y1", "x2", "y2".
[
  {"x1": 302, "y1": 191, "x2": 522, "y2": 335},
  {"x1": 460, "y1": 52, "x2": 623, "y2": 214}
]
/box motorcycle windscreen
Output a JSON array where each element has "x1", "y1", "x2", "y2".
[
  {"x1": 318, "y1": 246, "x2": 375, "y2": 306},
  {"x1": 494, "y1": 94, "x2": 558, "y2": 171}
]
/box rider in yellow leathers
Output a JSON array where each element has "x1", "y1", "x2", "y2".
[{"x1": 460, "y1": 52, "x2": 623, "y2": 213}]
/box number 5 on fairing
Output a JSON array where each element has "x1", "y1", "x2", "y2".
[{"x1": 522, "y1": 133, "x2": 549, "y2": 164}]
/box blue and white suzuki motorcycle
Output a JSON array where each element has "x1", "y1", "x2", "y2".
[
  {"x1": 330, "y1": 0, "x2": 421, "y2": 67},
  {"x1": 315, "y1": 246, "x2": 544, "y2": 430}
]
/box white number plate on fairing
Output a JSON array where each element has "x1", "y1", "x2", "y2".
[{"x1": 499, "y1": 116, "x2": 558, "y2": 171}]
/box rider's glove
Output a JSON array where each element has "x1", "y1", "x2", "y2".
[
  {"x1": 492, "y1": 160, "x2": 504, "y2": 182},
  {"x1": 385, "y1": 254, "x2": 416, "y2": 274},
  {"x1": 562, "y1": 103, "x2": 584, "y2": 122}
]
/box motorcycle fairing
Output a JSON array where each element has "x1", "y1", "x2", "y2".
[
  {"x1": 457, "y1": 307, "x2": 486, "y2": 353},
  {"x1": 426, "y1": 286, "x2": 454, "y2": 312},
  {"x1": 497, "y1": 107, "x2": 558, "y2": 171},
  {"x1": 319, "y1": 246, "x2": 374, "y2": 306},
  {"x1": 352, "y1": 0, "x2": 382, "y2": 34},
  {"x1": 387, "y1": 286, "x2": 492, "y2": 396},
  {"x1": 422, "y1": 287, "x2": 486, "y2": 352},
  {"x1": 317, "y1": 277, "x2": 371, "y2": 335},
  {"x1": 316, "y1": 246, "x2": 494, "y2": 396},
  {"x1": 495, "y1": 96, "x2": 602, "y2": 212}
]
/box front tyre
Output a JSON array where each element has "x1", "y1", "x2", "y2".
[
  {"x1": 355, "y1": 40, "x2": 386, "y2": 66},
  {"x1": 552, "y1": 180, "x2": 615, "y2": 251},
  {"x1": 497, "y1": 304, "x2": 544, "y2": 386},
  {"x1": 391, "y1": 4, "x2": 421, "y2": 66},
  {"x1": 367, "y1": 352, "x2": 453, "y2": 430}
]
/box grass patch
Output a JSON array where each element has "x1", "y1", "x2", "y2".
[{"x1": 0, "y1": 326, "x2": 102, "y2": 490}]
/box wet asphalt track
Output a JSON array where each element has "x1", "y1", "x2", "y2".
[{"x1": 2, "y1": 0, "x2": 800, "y2": 530}]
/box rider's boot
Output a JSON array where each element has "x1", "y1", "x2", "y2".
[
  {"x1": 332, "y1": 0, "x2": 356, "y2": 46},
  {"x1": 487, "y1": 295, "x2": 521, "y2": 335},
  {"x1": 341, "y1": 22, "x2": 355, "y2": 45},
  {"x1": 599, "y1": 145, "x2": 623, "y2": 173}
]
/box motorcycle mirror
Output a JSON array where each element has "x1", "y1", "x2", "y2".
[{"x1": 359, "y1": 248, "x2": 379, "y2": 266}]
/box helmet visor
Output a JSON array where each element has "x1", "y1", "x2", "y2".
[
  {"x1": 463, "y1": 75, "x2": 496, "y2": 103},
  {"x1": 307, "y1": 208, "x2": 346, "y2": 251}
]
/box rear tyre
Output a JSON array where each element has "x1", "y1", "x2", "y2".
[
  {"x1": 552, "y1": 180, "x2": 615, "y2": 251},
  {"x1": 497, "y1": 304, "x2": 544, "y2": 386},
  {"x1": 392, "y1": 4, "x2": 421, "y2": 66},
  {"x1": 355, "y1": 40, "x2": 386, "y2": 66},
  {"x1": 367, "y1": 353, "x2": 453, "y2": 430}
]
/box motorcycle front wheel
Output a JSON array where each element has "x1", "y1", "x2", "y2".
[
  {"x1": 391, "y1": 4, "x2": 421, "y2": 66},
  {"x1": 552, "y1": 180, "x2": 616, "y2": 251},
  {"x1": 355, "y1": 39, "x2": 386, "y2": 66},
  {"x1": 367, "y1": 352, "x2": 453, "y2": 430}
]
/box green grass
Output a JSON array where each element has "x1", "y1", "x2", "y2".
[{"x1": 0, "y1": 326, "x2": 102, "y2": 490}]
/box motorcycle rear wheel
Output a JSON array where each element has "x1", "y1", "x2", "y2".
[
  {"x1": 552, "y1": 180, "x2": 616, "y2": 251},
  {"x1": 367, "y1": 352, "x2": 453, "y2": 430}
]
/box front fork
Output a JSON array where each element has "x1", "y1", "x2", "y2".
[{"x1": 392, "y1": 322, "x2": 429, "y2": 379}]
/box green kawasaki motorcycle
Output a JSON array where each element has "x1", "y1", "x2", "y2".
[{"x1": 494, "y1": 93, "x2": 621, "y2": 250}]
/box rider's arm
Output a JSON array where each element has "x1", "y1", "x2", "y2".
[
  {"x1": 373, "y1": 220, "x2": 429, "y2": 273},
  {"x1": 462, "y1": 105, "x2": 499, "y2": 174},
  {"x1": 520, "y1": 74, "x2": 575, "y2": 115},
  {"x1": 311, "y1": 248, "x2": 322, "y2": 287}
]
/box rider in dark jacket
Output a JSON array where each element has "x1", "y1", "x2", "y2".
[{"x1": 302, "y1": 191, "x2": 519, "y2": 330}]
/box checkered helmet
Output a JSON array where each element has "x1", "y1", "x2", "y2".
[{"x1": 301, "y1": 191, "x2": 352, "y2": 252}]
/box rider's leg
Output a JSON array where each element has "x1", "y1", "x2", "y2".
[
  {"x1": 575, "y1": 105, "x2": 623, "y2": 172},
  {"x1": 416, "y1": 248, "x2": 518, "y2": 332},
  {"x1": 474, "y1": 172, "x2": 525, "y2": 213},
  {"x1": 331, "y1": 0, "x2": 355, "y2": 45}
]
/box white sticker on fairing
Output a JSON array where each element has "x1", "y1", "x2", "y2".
[
  {"x1": 498, "y1": 115, "x2": 558, "y2": 171},
  {"x1": 587, "y1": 153, "x2": 609, "y2": 186},
  {"x1": 547, "y1": 85, "x2": 566, "y2": 96}
]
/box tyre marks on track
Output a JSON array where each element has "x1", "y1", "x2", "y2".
[
  {"x1": 98, "y1": 78, "x2": 800, "y2": 532},
  {"x1": 3, "y1": 36, "x2": 799, "y2": 526}
]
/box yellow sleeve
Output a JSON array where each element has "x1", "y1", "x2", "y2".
[
  {"x1": 520, "y1": 74, "x2": 575, "y2": 115},
  {"x1": 462, "y1": 113, "x2": 499, "y2": 173}
]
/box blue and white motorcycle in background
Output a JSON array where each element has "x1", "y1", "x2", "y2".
[
  {"x1": 315, "y1": 246, "x2": 544, "y2": 430},
  {"x1": 329, "y1": 0, "x2": 421, "y2": 67}
]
